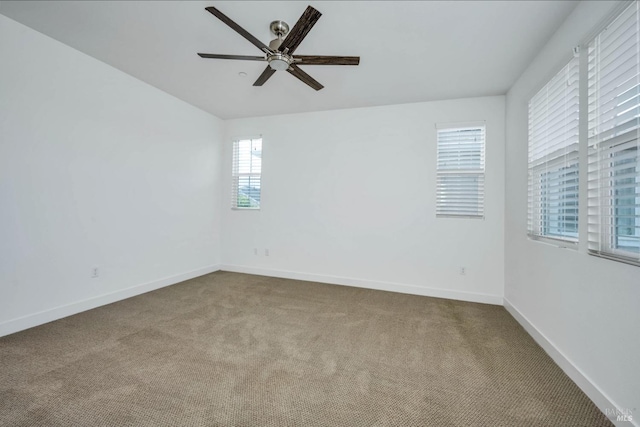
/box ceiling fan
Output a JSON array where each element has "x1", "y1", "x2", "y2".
[{"x1": 198, "y1": 5, "x2": 360, "y2": 91}]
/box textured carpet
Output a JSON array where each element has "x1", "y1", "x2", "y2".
[{"x1": 0, "y1": 271, "x2": 612, "y2": 426}]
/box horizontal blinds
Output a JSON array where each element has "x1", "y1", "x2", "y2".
[
  {"x1": 232, "y1": 138, "x2": 262, "y2": 209},
  {"x1": 587, "y1": 1, "x2": 640, "y2": 265},
  {"x1": 436, "y1": 126, "x2": 485, "y2": 218},
  {"x1": 527, "y1": 56, "x2": 580, "y2": 242}
]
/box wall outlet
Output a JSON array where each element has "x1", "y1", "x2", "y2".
[
  {"x1": 91, "y1": 267, "x2": 99, "y2": 278},
  {"x1": 459, "y1": 267, "x2": 466, "y2": 275},
  {"x1": 265, "y1": 249, "x2": 270, "y2": 256},
  {"x1": 253, "y1": 248, "x2": 258, "y2": 255}
]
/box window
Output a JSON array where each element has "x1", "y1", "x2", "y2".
[
  {"x1": 436, "y1": 124, "x2": 485, "y2": 218},
  {"x1": 587, "y1": 1, "x2": 640, "y2": 265},
  {"x1": 232, "y1": 137, "x2": 262, "y2": 209},
  {"x1": 527, "y1": 56, "x2": 580, "y2": 244}
]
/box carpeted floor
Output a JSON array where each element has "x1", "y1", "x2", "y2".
[{"x1": 0, "y1": 271, "x2": 612, "y2": 426}]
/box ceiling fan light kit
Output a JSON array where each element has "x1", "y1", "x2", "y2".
[
  {"x1": 267, "y1": 53, "x2": 291, "y2": 71},
  {"x1": 197, "y1": 4, "x2": 360, "y2": 91}
]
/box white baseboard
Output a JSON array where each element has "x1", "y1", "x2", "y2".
[
  {"x1": 504, "y1": 298, "x2": 634, "y2": 427},
  {"x1": 220, "y1": 264, "x2": 503, "y2": 305},
  {"x1": 0, "y1": 264, "x2": 220, "y2": 338}
]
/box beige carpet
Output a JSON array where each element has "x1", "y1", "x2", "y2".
[{"x1": 0, "y1": 271, "x2": 612, "y2": 426}]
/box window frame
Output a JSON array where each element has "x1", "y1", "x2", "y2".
[
  {"x1": 526, "y1": 55, "x2": 580, "y2": 248},
  {"x1": 435, "y1": 122, "x2": 486, "y2": 219},
  {"x1": 585, "y1": 0, "x2": 640, "y2": 266},
  {"x1": 531, "y1": 156, "x2": 580, "y2": 243},
  {"x1": 587, "y1": 134, "x2": 640, "y2": 264},
  {"x1": 231, "y1": 137, "x2": 262, "y2": 210},
  {"x1": 611, "y1": 144, "x2": 639, "y2": 256}
]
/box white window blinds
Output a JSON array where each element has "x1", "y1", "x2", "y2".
[
  {"x1": 436, "y1": 124, "x2": 485, "y2": 218},
  {"x1": 527, "y1": 56, "x2": 580, "y2": 243},
  {"x1": 232, "y1": 138, "x2": 262, "y2": 209},
  {"x1": 587, "y1": 1, "x2": 640, "y2": 265}
]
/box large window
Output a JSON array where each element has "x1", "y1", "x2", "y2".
[
  {"x1": 587, "y1": 1, "x2": 640, "y2": 265},
  {"x1": 527, "y1": 56, "x2": 580, "y2": 244},
  {"x1": 232, "y1": 137, "x2": 262, "y2": 209},
  {"x1": 436, "y1": 124, "x2": 485, "y2": 218}
]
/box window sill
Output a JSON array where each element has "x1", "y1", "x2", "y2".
[
  {"x1": 527, "y1": 234, "x2": 578, "y2": 250},
  {"x1": 588, "y1": 250, "x2": 640, "y2": 267},
  {"x1": 436, "y1": 214, "x2": 484, "y2": 220}
]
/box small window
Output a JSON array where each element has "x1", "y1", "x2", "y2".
[
  {"x1": 232, "y1": 137, "x2": 262, "y2": 209},
  {"x1": 436, "y1": 124, "x2": 485, "y2": 218},
  {"x1": 587, "y1": 1, "x2": 640, "y2": 266},
  {"x1": 527, "y1": 56, "x2": 579, "y2": 244}
]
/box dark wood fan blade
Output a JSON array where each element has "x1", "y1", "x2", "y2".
[
  {"x1": 278, "y1": 6, "x2": 322, "y2": 54},
  {"x1": 205, "y1": 6, "x2": 271, "y2": 53},
  {"x1": 253, "y1": 66, "x2": 277, "y2": 86},
  {"x1": 198, "y1": 53, "x2": 266, "y2": 61},
  {"x1": 287, "y1": 64, "x2": 324, "y2": 90},
  {"x1": 294, "y1": 55, "x2": 360, "y2": 66}
]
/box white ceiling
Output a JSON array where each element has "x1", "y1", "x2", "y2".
[{"x1": 0, "y1": 1, "x2": 578, "y2": 119}]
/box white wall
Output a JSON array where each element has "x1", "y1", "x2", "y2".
[
  {"x1": 221, "y1": 97, "x2": 505, "y2": 304},
  {"x1": 505, "y1": 1, "x2": 640, "y2": 422},
  {"x1": 0, "y1": 16, "x2": 223, "y2": 336}
]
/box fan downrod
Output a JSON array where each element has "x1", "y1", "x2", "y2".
[{"x1": 269, "y1": 20, "x2": 289, "y2": 51}]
